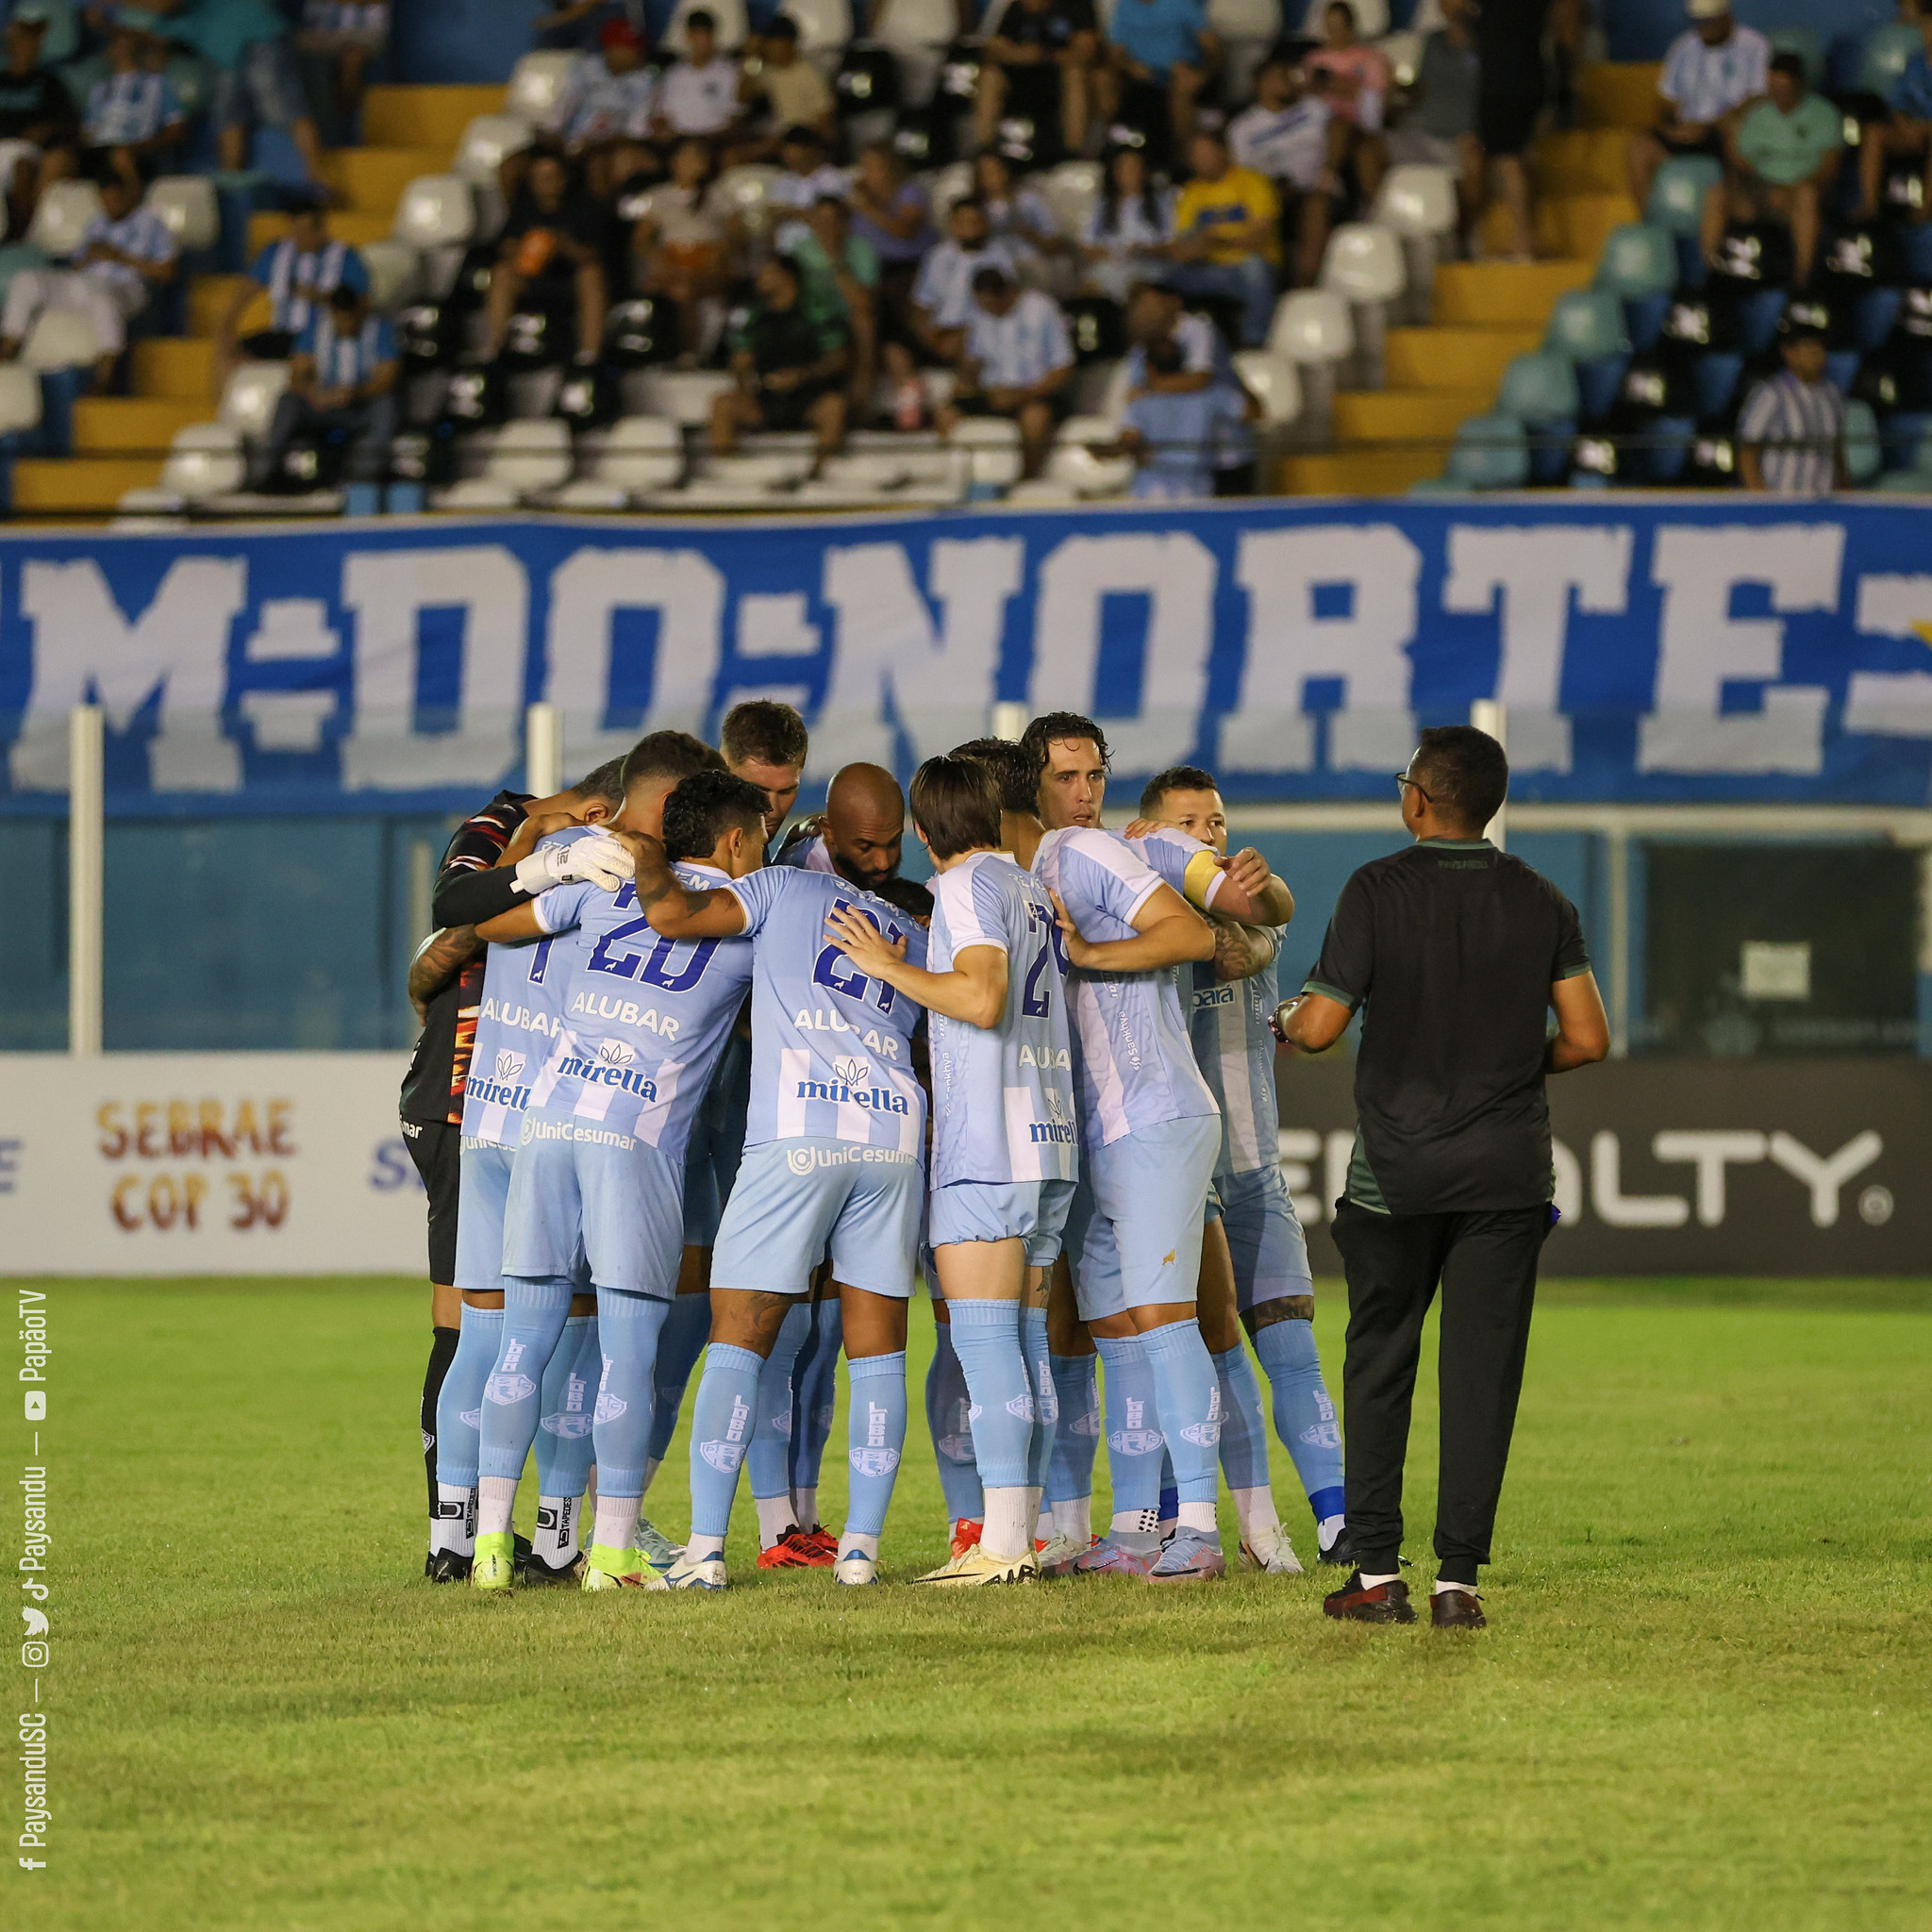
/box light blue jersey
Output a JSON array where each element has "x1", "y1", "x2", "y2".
[
  {"x1": 926, "y1": 850, "x2": 1078, "y2": 1189},
  {"x1": 1032, "y1": 826, "x2": 1218, "y2": 1149},
  {"x1": 1191, "y1": 933, "x2": 1283, "y2": 1178},
  {"x1": 723, "y1": 866, "x2": 929, "y2": 1154},
  {"x1": 527, "y1": 860, "x2": 754, "y2": 1160}
]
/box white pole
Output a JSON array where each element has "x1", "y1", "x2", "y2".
[
  {"x1": 990, "y1": 701, "x2": 1028, "y2": 743},
  {"x1": 1607, "y1": 825, "x2": 1630, "y2": 1060},
  {"x1": 1470, "y1": 697, "x2": 1507, "y2": 851},
  {"x1": 68, "y1": 704, "x2": 104, "y2": 1059},
  {"x1": 525, "y1": 701, "x2": 563, "y2": 799}
]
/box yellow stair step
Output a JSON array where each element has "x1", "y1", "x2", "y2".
[
  {"x1": 1431, "y1": 258, "x2": 1593, "y2": 325},
  {"x1": 10, "y1": 456, "x2": 163, "y2": 511},
  {"x1": 1534, "y1": 126, "x2": 1633, "y2": 195},
  {"x1": 322, "y1": 146, "x2": 449, "y2": 216},
  {"x1": 132, "y1": 335, "x2": 218, "y2": 403},
  {"x1": 189, "y1": 273, "x2": 257, "y2": 337},
  {"x1": 1475, "y1": 192, "x2": 1637, "y2": 264},
  {"x1": 363, "y1": 83, "x2": 504, "y2": 150},
  {"x1": 72, "y1": 397, "x2": 208, "y2": 454},
  {"x1": 1579, "y1": 62, "x2": 1662, "y2": 131},
  {"x1": 1388, "y1": 324, "x2": 1541, "y2": 391},
  {"x1": 248, "y1": 208, "x2": 392, "y2": 252},
  {"x1": 1278, "y1": 448, "x2": 1442, "y2": 496},
  {"x1": 1334, "y1": 388, "x2": 1493, "y2": 442}
]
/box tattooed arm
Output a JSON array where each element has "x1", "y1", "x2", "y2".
[{"x1": 408, "y1": 925, "x2": 481, "y2": 1021}]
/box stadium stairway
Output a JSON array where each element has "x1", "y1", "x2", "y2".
[
  {"x1": 7, "y1": 83, "x2": 504, "y2": 519},
  {"x1": 1279, "y1": 62, "x2": 1660, "y2": 497}
]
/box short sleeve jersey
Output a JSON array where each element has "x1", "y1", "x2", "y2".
[
  {"x1": 1032, "y1": 827, "x2": 1218, "y2": 1149},
  {"x1": 1305, "y1": 838, "x2": 1591, "y2": 1214},
  {"x1": 724, "y1": 867, "x2": 930, "y2": 1153},
  {"x1": 525, "y1": 860, "x2": 756, "y2": 1159},
  {"x1": 926, "y1": 851, "x2": 1078, "y2": 1190},
  {"x1": 1189, "y1": 932, "x2": 1282, "y2": 1179}
]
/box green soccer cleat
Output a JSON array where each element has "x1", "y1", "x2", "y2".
[
  {"x1": 580, "y1": 1543, "x2": 650, "y2": 1591},
  {"x1": 470, "y1": 1531, "x2": 516, "y2": 1592}
]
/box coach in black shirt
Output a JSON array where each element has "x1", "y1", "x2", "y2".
[{"x1": 1276, "y1": 725, "x2": 1607, "y2": 1628}]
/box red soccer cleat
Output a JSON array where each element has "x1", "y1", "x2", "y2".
[
  {"x1": 757, "y1": 1526, "x2": 833, "y2": 1570},
  {"x1": 950, "y1": 1518, "x2": 984, "y2": 1559}
]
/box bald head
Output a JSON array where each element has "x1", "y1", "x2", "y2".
[{"x1": 823, "y1": 762, "x2": 905, "y2": 889}]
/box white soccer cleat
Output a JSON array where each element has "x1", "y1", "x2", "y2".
[
  {"x1": 646, "y1": 1552, "x2": 728, "y2": 1591},
  {"x1": 1033, "y1": 1533, "x2": 1092, "y2": 1577},
  {"x1": 1238, "y1": 1525, "x2": 1305, "y2": 1575},
  {"x1": 834, "y1": 1548, "x2": 879, "y2": 1587},
  {"x1": 912, "y1": 1546, "x2": 1037, "y2": 1587}
]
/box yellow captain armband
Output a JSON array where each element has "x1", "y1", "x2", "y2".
[{"x1": 1181, "y1": 848, "x2": 1226, "y2": 912}]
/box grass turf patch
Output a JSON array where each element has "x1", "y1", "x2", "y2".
[{"x1": 17, "y1": 1278, "x2": 1932, "y2": 1931}]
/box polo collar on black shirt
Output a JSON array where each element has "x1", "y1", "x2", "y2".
[{"x1": 1418, "y1": 837, "x2": 1494, "y2": 851}]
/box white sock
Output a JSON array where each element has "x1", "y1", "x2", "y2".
[
  {"x1": 756, "y1": 1493, "x2": 797, "y2": 1548},
  {"x1": 477, "y1": 1475, "x2": 518, "y2": 1540},
  {"x1": 1037, "y1": 1507, "x2": 1054, "y2": 1541},
  {"x1": 1433, "y1": 1579, "x2": 1476, "y2": 1596},
  {"x1": 1361, "y1": 1571, "x2": 1400, "y2": 1589},
  {"x1": 1230, "y1": 1486, "x2": 1279, "y2": 1546},
  {"x1": 641, "y1": 1457, "x2": 660, "y2": 1496},
  {"x1": 791, "y1": 1485, "x2": 818, "y2": 1529},
  {"x1": 840, "y1": 1530, "x2": 880, "y2": 1561},
  {"x1": 1053, "y1": 1497, "x2": 1091, "y2": 1542},
  {"x1": 535, "y1": 1493, "x2": 581, "y2": 1564},
  {"x1": 1317, "y1": 1513, "x2": 1346, "y2": 1553},
  {"x1": 1024, "y1": 1486, "x2": 1043, "y2": 1544},
  {"x1": 1112, "y1": 1507, "x2": 1158, "y2": 1537},
  {"x1": 1176, "y1": 1500, "x2": 1218, "y2": 1534},
  {"x1": 592, "y1": 1495, "x2": 640, "y2": 1554},
  {"x1": 683, "y1": 1532, "x2": 725, "y2": 1562},
  {"x1": 432, "y1": 1482, "x2": 475, "y2": 1557},
  {"x1": 981, "y1": 1487, "x2": 1032, "y2": 1559}
]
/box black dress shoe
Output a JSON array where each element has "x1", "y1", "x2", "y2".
[
  {"x1": 1323, "y1": 1571, "x2": 1416, "y2": 1624},
  {"x1": 1430, "y1": 1587, "x2": 1487, "y2": 1629}
]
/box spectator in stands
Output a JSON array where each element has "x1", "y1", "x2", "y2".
[
  {"x1": 0, "y1": 166, "x2": 175, "y2": 391},
  {"x1": 297, "y1": 1, "x2": 389, "y2": 127},
  {"x1": 765, "y1": 123, "x2": 846, "y2": 226},
  {"x1": 81, "y1": 20, "x2": 184, "y2": 195},
  {"x1": 653, "y1": 10, "x2": 745, "y2": 151},
  {"x1": 1078, "y1": 142, "x2": 1174, "y2": 302},
  {"x1": 1469, "y1": 0, "x2": 1550, "y2": 259},
  {"x1": 741, "y1": 15, "x2": 836, "y2": 148},
  {"x1": 1706, "y1": 51, "x2": 1839, "y2": 288},
  {"x1": 976, "y1": 0, "x2": 1100, "y2": 161},
  {"x1": 1097, "y1": 0, "x2": 1218, "y2": 158},
  {"x1": 216, "y1": 191, "x2": 368, "y2": 378},
  {"x1": 1857, "y1": 7, "x2": 1932, "y2": 223},
  {"x1": 253, "y1": 280, "x2": 398, "y2": 489},
  {"x1": 1124, "y1": 275, "x2": 1223, "y2": 389},
  {"x1": 847, "y1": 142, "x2": 936, "y2": 335},
  {"x1": 709, "y1": 251, "x2": 849, "y2": 467},
  {"x1": 1738, "y1": 314, "x2": 1844, "y2": 493},
  {"x1": 1389, "y1": 0, "x2": 1484, "y2": 255},
  {"x1": 532, "y1": 0, "x2": 628, "y2": 54},
  {"x1": 138, "y1": 0, "x2": 331, "y2": 187},
  {"x1": 783, "y1": 193, "x2": 877, "y2": 414},
  {"x1": 1627, "y1": 0, "x2": 1768, "y2": 216},
  {"x1": 938, "y1": 263, "x2": 1074, "y2": 476},
  {"x1": 632, "y1": 134, "x2": 740, "y2": 365},
  {"x1": 1304, "y1": 2, "x2": 1390, "y2": 202},
  {"x1": 1229, "y1": 57, "x2": 1345, "y2": 289},
  {"x1": 0, "y1": 8, "x2": 77, "y2": 223},
  {"x1": 1111, "y1": 332, "x2": 1249, "y2": 496},
  {"x1": 911, "y1": 195, "x2": 1019, "y2": 358},
  {"x1": 484, "y1": 149, "x2": 608, "y2": 363},
  {"x1": 544, "y1": 16, "x2": 658, "y2": 198},
  {"x1": 972, "y1": 150, "x2": 1063, "y2": 277},
  {"x1": 1167, "y1": 127, "x2": 1280, "y2": 346}
]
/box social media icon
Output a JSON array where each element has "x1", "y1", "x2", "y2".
[{"x1": 24, "y1": 1391, "x2": 44, "y2": 1421}]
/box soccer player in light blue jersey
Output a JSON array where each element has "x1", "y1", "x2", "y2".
[
  {"x1": 468, "y1": 773, "x2": 770, "y2": 1591},
  {"x1": 823, "y1": 755, "x2": 1077, "y2": 1586},
  {"x1": 1138, "y1": 764, "x2": 1351, "y2": 1571},
  {"x1": 626, "y1": 807, "x2": 931, "y2": 1590}
]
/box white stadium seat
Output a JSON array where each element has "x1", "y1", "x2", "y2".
[
  {"x1": 26, "y1": 179, "x2": 103, "y2": 257},
  {"x1": 0, "y1": 362, "x2": 42, "y2": 433},
  {"x1": 439, "y1": 420, "x2": 575, "y2": 508},
  {"x1": 1232, "y1": 348, "x2": 1301, "y2": 425},
  {"x1": 664, "y1": 0, "x2": 749, "y2": 50},
  {"x1": 1041, "y1": 160, "x2": 1103, "y2": 242},
  {"x1": 358, "y1": 238, "x2": 421, "y2": 312},
  {"x1": 1208, "y1": 0, "x2": 1279, "y2": 39},
  {"x1": 160, "y1": 422, "x2": 245, "y2": 501},
  {"x1": 219, "y1": 360, "x2": 292, "y2": 439},
  {"x1": 546, "y1": 415, "x2": 685, "y2": 505},
  {"x1": 637, "y1": 368, "x2": 737, "y2": 425},
  {"x1": 781, "y1": 0, "x2": 853, "y2": 58},
  {"x1": 924, "y1": 160, "x2": 974, "y2": 226},
  {"x1": 1322, "y1": 222, "x2": 1406, "y2": 302},
  {"x1": 1269, "y1": 288, "x2": 1355, "y2": 362},
  {"x1": 1299, "y1": 0, "x2": 1387, "y2": 32},
  {"x1": 950, "y1": 415, "x2": 1023, "y2": 489},
  {"x1": 1048, "y1": 416, "x2": 1133, "y2": 496},
  {"x1": 1374, "y1": 164, "x2": 1457, "y2": 238},
  {"x1": 714, "y1": 164, "x2": 784, "y2": 238},
  {"x1": 143, "y1": 175, "x2": 219, "y2": 252},
  {"x1": 21, "y1": 308, "x2": 97, "y2": 369},
  {"x1": 504, "y1": 51, "x2": 577, "y2": 125},
  {"x1": 392, "y1": 175, "x2": 476, "y2": 249},
  {"x1": 455, "y1": 113, "x2": 536, "y2": 184},
  {"x1": 873, "y1": 0, "x2": 955, "y2": 48},
  {"x1": 1376, "y1": 29, "x2": 1423, "y2": 88}
]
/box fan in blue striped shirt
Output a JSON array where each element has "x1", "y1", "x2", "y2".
[
  {"x1": 251, "y1": 281, "x2": 400, "y2": 489},
  {"x1": 83, "y1": 25, "x2": 184, "y2": 186},
  {"x1": 1738, "y1": 321, "x2": 1844, "y2": 495},
  {"x1": 938, "y1": 266, "x2": 1074, "y2": 479}
]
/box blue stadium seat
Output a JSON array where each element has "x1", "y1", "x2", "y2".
[
  {"x1": 1768, "y1": 25, "x2": 1824, "y2": 87},
  {"x1": 1596, "y1": 224, "x2": 1676, "y2": 300},
  {"x1": 1879, "y1": 408, "x2": 1932, "y2": 470},
  {"x1": 1854, "y1": 286, "x2": 1904, "y2": 352},
  {"x1": 1844, "y1": 399, "x2": 1882, "y2": 485},
  {"x1": 1444, "y1": 413, "x2": 1529, "y2": 490},
  {"x1": 1826, "y1": 349, "x2": 1861, "y2": 395},
  {"x1": 1647, "y1": 157, "x2": 1723, "y2": 238},
  {"x1": 1544, "y1": 288, "x2": 1631, "y2": 361},
  {"x1": 1642, "y1": 414, "x2": 1697, "y2": 485},
  {"x1": 1857, "y1": 23, "x2": 1923, "y2": 100},
  {"x1": 1498, "y1": 351, "x2": 1581, "y2": 423},
  {"x1": 1737, "y1": 289, "x2": 1790, "y2": 355},
  {"x1": 1575, "y1": 354, "x2": 1630, "y2": 422},
  {"x1": 1694, "y1": 350, "x2": 1743, "y2": 419}
]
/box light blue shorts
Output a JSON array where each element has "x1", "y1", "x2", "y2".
[
  {"x1": 929, "y1": 1176, "x2": 1076, "y2": 1268},
  {"x1": 1214, "y1": 1163, "x2": 1314, "y2": 1310},
  {"x1": 1063, "y1": 1114, "x2": 1220, "y2": 1321},
  {"x1": 681, "y1": 1030, "x2": 751, "y2": 1247},
  {"x1": 712, "y1": 1138, "x2": 924, "y2": 1300},
  {"x1": 455, "y1": 1138, "x2": 516, "y2": 1296},
  {"x1": 500, "y1": 1110, "x2": 684, "y2": 1300}
]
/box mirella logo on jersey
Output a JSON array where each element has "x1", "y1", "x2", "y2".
[
  {"x1": 784, "y1": 1143, "x2": 919, "y2": 1174},
  {"x1": 556, "y1": 1039, "x2": 659, "y2": 1101},
  {"x1": 793, "y1": 1057, "x2": 910, "y2": 1116},
  {"x1": 465, "y1": 1047, "x2": 531, "y2": 1110},
  {"x1": 1029, "y1": 1088, "x2": 1077, "y2": 1146}
]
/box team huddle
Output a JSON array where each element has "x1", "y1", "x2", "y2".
[{"x1": 403, "y1": 702, "x2": 1352, "y2": 1591}]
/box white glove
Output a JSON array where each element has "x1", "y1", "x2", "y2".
[{"x1": 559, "y1": 832, "x2": 636, "y2": 893}]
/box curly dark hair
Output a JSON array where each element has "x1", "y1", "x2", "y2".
[{"x1": 661, "y1": 771, "x2": 772, "y2": 862}]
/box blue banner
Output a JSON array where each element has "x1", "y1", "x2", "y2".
[{"x1": 3, "y1": 498, "x2": 1929, "y2": 814}]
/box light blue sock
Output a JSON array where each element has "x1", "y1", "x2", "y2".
[
  {"x1": 1094, "y1": 1333, "x2": 1165, "y2": 1525},
  {"x1": 591, "y1": 1288, "x2": 671, "y2": 1499},
  {"x1": 688, "y1": 1341, "x2": 763, "y2": 1539},
  {"x1": 748, "y1": 1300, "x2": 810, "y2": 1504},
  {"x1": 1141, "y1": 1318, "x2": 1222, "y2": 1511},
  {"x1": 1020, "y1": 1307, "x2": 1054, "y2": 1493},
  {"x1": 534, "y1": 1313, "x2": 597, "y2": 1499},
  {"x1": 1251, "y1": 1316, "x2": 1346, "y2": 1524},
  {"x1": 1046, "y1": 1353, "x2": 1097, "y2": 1506},
  {"x1": 790, "y1": 1295, "x2": 842, "y2": 1495},
  {"x1": 477, "y1": 1275, "x2": 572, "y2": 1484},
  {"x1": 926, "y1": 1318, "x2": 984, "y2": 1522},
  {"x1": 844, "y1": 1350, "x2": 908, "y2": 1539},
  {"x1": 946, "y1": 1300, "x2": 1031, "y2": 1491},
  {"x1": 1213, "y1": 1342, "x2": 1272, "y2": 1493},
  {"x1": 434, "y1": 1302, "x2": 502, "y2": 1490},
  {"x1": 647, "y1": 1292, "x2": 711, "y2": 1463}
]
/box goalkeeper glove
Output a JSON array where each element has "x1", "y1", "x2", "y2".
[{"x1": 513, "y1": 833, "x2": 634, "y2": 897}]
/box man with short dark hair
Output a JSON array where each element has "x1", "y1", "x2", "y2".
[
  {"x1": 1278, "y1": 724, "x2": 1608, "y2": 1627},
  {"x1": 218, "y1": 191, "x2": 368, "y2": 377},
  {"x1": 251, "y1": 279, "x2": 397, "y2": 489},
  {"x1": 1738, "y1": 315, "x2": 1844, "y2": 493},
  {"x1": 938, "y1": 264, "x2": 1074, "y2": 478},
  {"x1": 721, "y1": 698, "x2": 809, "y2": 838}
]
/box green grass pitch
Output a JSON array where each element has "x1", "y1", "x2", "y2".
[{"x1": 20, "y1": 1277, "x2": 1932, "y2": 1931}]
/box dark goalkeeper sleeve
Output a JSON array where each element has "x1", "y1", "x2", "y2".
[{"x1": 431, "y1": 861, "x2": 531, "y2": 930}]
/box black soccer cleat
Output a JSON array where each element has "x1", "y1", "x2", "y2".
[
  {"x1": 1318, "y1": 1524, "x2": 1359, "y2": 1568},
  {"x1": 425, "y1": 1548, "x2": 473, "y2": 1584},
  {"x1": 516, "y1": 1545, "x2": 585, "y2": 1586}
]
